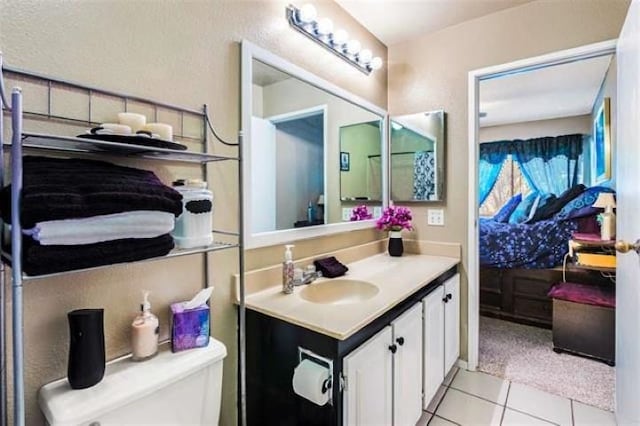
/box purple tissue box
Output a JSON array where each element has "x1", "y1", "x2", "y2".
[{"x1": 170, "y1": 302, "x2": 210, "y2": 352}]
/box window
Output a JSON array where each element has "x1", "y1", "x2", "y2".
[{"x1": 479, "y1": 155, "x2": 531, "y2": 217}]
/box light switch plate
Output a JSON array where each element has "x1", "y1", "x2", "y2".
[
  {"x1": 342, "y1": 208, "x2": 352, "y2": 221},
  {"x1": 373, "y1": 206, "x2": 382, "y2": 218},
  {"x1": 427, "y1": 209, "x2": 445, "y2": 226}
]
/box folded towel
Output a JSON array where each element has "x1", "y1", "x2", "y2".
[
  {"x1": 313, "y1": 256, "x2": 349, "y2": 279},
  {"x1": 1, "y1": 156, "x2": 183, "y2": 228},
  {"x1": 23, "y1": 211, "x2": 175, "y2": 245},
  {"x1": 20, "y1": 234, "x2": 175, "y2": 276}
]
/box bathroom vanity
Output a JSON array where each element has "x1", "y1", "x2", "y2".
[{"x1": 245, "y1": 254, "x2": 459, "y2": 426}]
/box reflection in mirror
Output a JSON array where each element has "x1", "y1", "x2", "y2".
[
  {"x1": 340, "y1": 121, "x2": 382, "y2": 202},
  {"x1": 250, "y1": 59, "x2": 383, "y2": 235},
  {"x1": 390, "y1": 111, "x2": 445, "y2": 202}
]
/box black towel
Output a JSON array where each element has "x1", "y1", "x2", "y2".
[
  {"x1": 20, "y1": 233, "x2": 175, "y2": 276},
  {"x1": 313, "y1": 256, "x2": 349, "y2": 279},
  {"x1": 1, "y1": 156, "x2": 183, "y2": 228}
]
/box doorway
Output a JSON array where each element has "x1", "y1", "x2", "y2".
[
  {"x1": 250, "y1": 105, "x2": 328, "y2": 233},
  {"x1": 467, "y1": 39, "x2": 619, "y2": 418}
]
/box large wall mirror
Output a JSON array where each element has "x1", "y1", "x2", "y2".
[
  {"x1": 390, "y1": 110, "x2": 446, "y2": 202},
  {"x1": 241, "y1": 41, "x2": 388, "y2": 248}
]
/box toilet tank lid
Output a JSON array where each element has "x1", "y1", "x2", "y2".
[{"x1": 38, "y1": 338, "x2": 227, "y2": 425}]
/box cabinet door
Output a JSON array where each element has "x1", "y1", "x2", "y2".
[
  {"x1": 392, "y1": 303, "x2": 423, "y2": 426},
  {"x1": 343, "y1": 326, "x2": 393, "y2": 426},
  {"x1": 423, "y1": 285, "x2": 445, "y2": 410},
  {"x1": 444, "y1": 274, "x2": 461, "y2": 374}
]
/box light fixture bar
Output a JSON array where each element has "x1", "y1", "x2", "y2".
[{"x1": 286, "y1": 4, "x2": 382, "y2": 75}]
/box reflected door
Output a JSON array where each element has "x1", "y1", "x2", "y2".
[{"x1": 250, "y1": 117, "x2": 276, "y2": 233}]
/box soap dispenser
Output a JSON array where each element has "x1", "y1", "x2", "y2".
[
  {"x1": 282, "y1": 245, "x2": 295, "y2": 294},
  {"x1": 131, "y1": 291, "x2": 160, "y2": 361}
]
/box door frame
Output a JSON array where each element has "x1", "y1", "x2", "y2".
[
  {"x1": 266, "y1": 105, "x2": 329, "y2": 225},
  {"x1": 466, "y1": 39, "x2": 618, "y2": 370}
]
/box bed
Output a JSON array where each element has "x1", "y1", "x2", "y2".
[{"x1": 479, "y1": 186, "x2": 614, "y2": 328}]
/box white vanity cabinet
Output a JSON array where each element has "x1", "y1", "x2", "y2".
[
  {"x1": 444, "y1": 274, "x2": 460, "y2": 373},
  {"x1": 343, "y1": 326, "x2": 393, "y2": 426},
  {"x1": 392, "y1": 303, "x2": 424, "y2": 426},
  {"x1": 343, "y1": 303, "x2": 423, "y2": 426},
  {"x1": 423, "y1": 273, "x2": 460, "y2": 409}
]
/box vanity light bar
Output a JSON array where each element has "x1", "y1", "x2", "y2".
[{"x1": 286, "y1": 4, "x2": 383, "y2": 75}]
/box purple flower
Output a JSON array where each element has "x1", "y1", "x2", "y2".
[
  {"x1": 375, "y1": 206, "x2": 413, "y2": 232},
  {"x1": 350, "y1": 205, "x2": 373, "y2": 221}
]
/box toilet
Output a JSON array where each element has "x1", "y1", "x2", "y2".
[{"x1": 39, "y1": 339, "x2": 227, "y2": 425}]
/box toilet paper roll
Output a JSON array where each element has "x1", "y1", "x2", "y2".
[{"x1": 292, "y1": 359, "x2": 330, "y2": 406}]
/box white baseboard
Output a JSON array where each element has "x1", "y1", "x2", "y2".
[{"x1": 456, "y1": 359, "x2": 469, "y2": 370}]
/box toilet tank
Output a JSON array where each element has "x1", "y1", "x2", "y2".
[{"x1": 39, "y1": 339, "x2": 227, "y2": 426}]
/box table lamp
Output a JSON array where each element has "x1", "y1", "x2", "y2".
[{"x1": 593, "y1": 193, "x2": 616, "y2": 240}]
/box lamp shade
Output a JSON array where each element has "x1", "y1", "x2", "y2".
[{"x1": 593, "y1": 192, "x2": 616, "y2": 208}]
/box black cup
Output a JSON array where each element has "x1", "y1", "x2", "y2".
[{"x1": 67, "y1": 309, "x2": 105, "y2": 389}]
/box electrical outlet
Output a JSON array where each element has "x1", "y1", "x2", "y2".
[
  {"x1": 373, "y1": 206, "x2": 382, "y2": 218},
  {"x1": 427, "y1": 209, "x2": 445, "y2": 226},
  {"x1": 342, "y1": 208, "x2": 352, "y2": 221}
]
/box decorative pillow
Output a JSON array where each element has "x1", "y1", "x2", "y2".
[
  {"x1": 530, "y1": 193, "x2": 557, "y2": 222},
  {"x1": 554, "y1": 186, "x2": 615, "y2": 221},
  {"x1": 524, "y1": 194, "x2": 543, "y2": 223},
  {"x1": 534, "y1": 184, "x2": 586, "y2": 220},
  {"x1": 509, "y1": 191, "x2": 539, "y2": 224},
  {"x1": 493, "y1": 193, "x2": 522, "y2": 223}
]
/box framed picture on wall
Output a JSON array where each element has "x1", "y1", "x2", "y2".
[
  {"x1": 340, "y1": 151, "x2": 350, "y2": 171},
  {"x1": 592, "y1": 97, "x2": 611, "y2": 184}
]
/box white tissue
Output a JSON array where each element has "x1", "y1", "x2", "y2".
[
  {"x1": 292, "y1": 360, "x2": 330, "y2": 406},
  {"x1": 183, "y1": 287, "x2": 214, "y2": 310}
]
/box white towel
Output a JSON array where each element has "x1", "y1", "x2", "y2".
[{"x1": 24, "y1": 211, "x2": 175, "y2": 246}]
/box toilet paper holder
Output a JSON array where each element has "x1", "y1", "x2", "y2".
[{"x1": 298, "y1": 347, "x2": 334, "y2": 405}]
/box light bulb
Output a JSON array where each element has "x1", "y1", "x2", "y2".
[
  {"x1": 370, "y1": 56, "x2": 383, "y2": 70},
  {"x1": 332, "y1": 29, "x2": 349, "y2": 46},
  {"x1": 346, "y1": 39, "x2": 361, "y2": 55},
  {"x1": 358, "y1": 49, "x2": 373, "y2": 64},
  {"x1": 297, "y1": 4, "x2": 317, "y2": 23},
  {"x1": 316, "y1": 18, "x2": 333, "y2": 35}
]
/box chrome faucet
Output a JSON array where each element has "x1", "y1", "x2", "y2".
[{"x1": 293, "y1": 266, "x2": 323, "y2": 286}]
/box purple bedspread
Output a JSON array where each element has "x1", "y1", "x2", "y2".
[{"x1": 479, "y1": 217, "x2": 578, "y2": 269}]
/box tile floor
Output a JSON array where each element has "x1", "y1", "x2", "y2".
[{"x1": 416, "y1": 368, "x2": 617, "y2": 426}]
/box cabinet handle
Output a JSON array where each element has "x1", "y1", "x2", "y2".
[
  {"x1": 442, "y1": 296, "x2": 448, "y2": 303},
  {"x1": 447, "y1": 293, "x2": 452, "y2": 301},
  {"x1": 388, "y1": 344, "x2": 398, "y2": 354},
  {"x1": 396, "y1": 337, "x2": 405, "y2": 346}
]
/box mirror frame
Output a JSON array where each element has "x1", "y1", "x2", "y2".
[
  {"x1": 240, "y1": 40, "x2": 389, "y2": 249},
  {"x1": 389, "y1": 110, "x2": 447, "y2": 203}
]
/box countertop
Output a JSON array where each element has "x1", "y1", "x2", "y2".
[{"x1": 245, "y1": 253, "x2": 459, "y2": 340}]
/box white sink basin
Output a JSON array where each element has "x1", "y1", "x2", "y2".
[{"x1": 299, "y1": 279, "x2": 379, "y2": 305}]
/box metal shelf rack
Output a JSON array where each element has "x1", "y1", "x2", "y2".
[{"x1": 0, "y1": 56, "x2": 246, "y2": 426}]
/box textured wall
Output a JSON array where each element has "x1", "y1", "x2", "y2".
[
  {"x1": 388, "y1": 0, "x2": 630, "y2": 360},
  {"x1": 0, "y1": 1, "x2": 387, "y2": 424}
]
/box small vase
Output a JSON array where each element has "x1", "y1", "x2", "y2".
[
  {"x1": 67, "y1": 309, "x2": 105, "y2": 389},
  {"x1": 388, "y1": 231, "x2": 403, "y2": 257}
]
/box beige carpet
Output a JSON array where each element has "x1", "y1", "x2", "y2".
[{"x1": 478, "y1": 316, "x2": 615, "y2": 411}]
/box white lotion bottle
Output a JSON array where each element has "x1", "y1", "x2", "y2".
[
  {"x1": 131, "y1": 291, "x2": 159, "y2": 361},
  {"x1": 282, "y1": 245, "x2": 295, "y2": 294}
]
